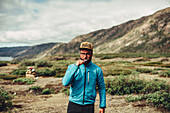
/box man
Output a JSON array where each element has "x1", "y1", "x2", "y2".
[{"x1": 62, "y1": 42, "x2": 106, "y2": 113}]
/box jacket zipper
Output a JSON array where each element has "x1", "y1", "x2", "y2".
[
  {"x1": 83, "y1": 66, "x2": 86, "y2": 105},
  {"x1": 88, "y1": 71, "x2": 89, "y2": 84}
]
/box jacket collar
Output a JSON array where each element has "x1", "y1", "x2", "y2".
[{"x1": 85, "y1": 61, "x2": 92, "y2": 67}]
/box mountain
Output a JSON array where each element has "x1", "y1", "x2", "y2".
[
  {"x1": 13, "y1": 43, "x2": 62, "y2": 60},
  {"x1": 45, "y1": 7, "x2": 169, "y2": 55},
  {"x1": 0, "y1": 43, "x2": 61, "y2": 60},
  {"x1": 0, "y1": 46, "x2": 30, "y2": 57}
]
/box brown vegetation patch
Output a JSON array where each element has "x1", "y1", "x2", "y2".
[
  {"x1": 44, "y1": 83, "x2": 63, "y2": 94},
  {"x1": 132, "y1": 100, "x2": 147, "y2": 107}
]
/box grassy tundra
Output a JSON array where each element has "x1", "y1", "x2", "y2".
[{"x1": 0, "y1": 53, "x2": 170, "y2": 113}]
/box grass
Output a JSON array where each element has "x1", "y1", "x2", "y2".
[
  {"x1": 94, "y1": 53, "x2": 170, "y2": 59},
  {"x1": 126, "y1": 91, "x2": 170, "y2": 111},
  {"x1": 11, "y1": 69, "x2": 27, "y2": 76},
  {"x1": 0, "y1": 74, "x2": 18, "y2": 80},
  {"x1": 60, "y1": 87, "x2": 70, "y2": 96},
  {"x1": 143, "y1": 62, "x2": 163, "y2": 66},
  {"x1": 35, "y1": 60, "x2": 53, "y2": 67},
  {"x1": 13, "y1": 78, "x2": 36, "y2": 85},
  {"x1": 159, "y1": 70, "x2": 170, "y2": 77},
  {"x1": 0, "y1": 61, "x2": 8, "y2": 67},
  {"x1": 161, "y1": 63, "x2": 170, "y2": 68},
  {"x1": 133, "y1": 57, "x2": 150, "y2": 62},
  {"x1": 36, "y1": 69, "x2": 56, "y2": 77},
  {"x1": 0, "y1": 88, "x2": 13, "y2": 111},
  {"x1": 136, "y1": 68, "x2": 154, "y2": 73},
  {"x1": 42, "y1": 88, "x2": 54, "y2": 95},
  {"x1": 104, "y1": 68, "x2": 132, "y2": 76}
]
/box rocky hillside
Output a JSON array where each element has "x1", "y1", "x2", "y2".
[
  {"x1": 12, "y1": 43, "x2": 62, "y2": 60},
  {"x1": 45, "y1": 7, "x2": 170, "y2": 55},
  {"x1": 0, "y1": 46, "x2": 30, "y2": 57}
]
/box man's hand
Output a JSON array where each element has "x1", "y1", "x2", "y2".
[
  {"x1": 99, "y1": 108, "x2": 105, "y2": 113},
  {"x1": 76, "y1": 60, "x2": 85, "y2": 66}
]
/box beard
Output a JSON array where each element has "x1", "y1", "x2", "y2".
[{"x1": 80, "y1": 57, "x2": 92, "y2": 64}]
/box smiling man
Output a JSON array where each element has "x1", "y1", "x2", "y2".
[{"x1": 62, "y1": 42, "x2": 106, "y2": 113}]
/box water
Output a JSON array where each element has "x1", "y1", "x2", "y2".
[{"x1": 0, "y1": 57, "x2": 13, "y2": 61}]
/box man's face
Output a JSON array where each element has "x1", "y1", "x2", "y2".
[{"x1": 80, "y1": 49, "x2": 93, "y2": 62}]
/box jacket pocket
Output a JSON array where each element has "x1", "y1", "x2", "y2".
[
  {"x1": 87, "y1": 72, "x2": 96, "y2": 86},
  {"x1": 87, "y1": 72, "x2": 96, "y2": 99}
]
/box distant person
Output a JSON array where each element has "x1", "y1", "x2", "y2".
[{"x1": 62, "y1": 42, "x2": 106, "y2": 113}]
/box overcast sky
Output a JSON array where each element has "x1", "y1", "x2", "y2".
[{"x1": 0, "y1": 0, "x2": 169, "y2": 47}]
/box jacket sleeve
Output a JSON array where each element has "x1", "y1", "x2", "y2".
[
  {"x1": 97, "y1": 67, "x2": 106, "y2": 108},
  {"x1": 62, "y1": 64, "x2": 78, "y2": 86}
]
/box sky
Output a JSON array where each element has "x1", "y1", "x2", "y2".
[{"x1": 0, "y1": 0, "x2": 169, "y2": 47}]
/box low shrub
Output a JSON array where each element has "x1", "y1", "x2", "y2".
[
  {"x1": 94, "y1": 61, "x2": 115, "y2": 67},
  {"x1": 141, "y1": 80, "x2": 169, "y2": 94},
  {"x1": 0, "y1": 73, "x2": 7, "y2": 77},
  {"x1": 10, "y1": 61, "x2": 19, "y2": 64},
  {"x1": 161, "y1": 63, "x2": 170, "y2": 68},
  {"x1": 136, "y1": 68, "x2": 153, "y2": 73},
  {"x1": 42, "y1": 88, "x2": 53, "y2": 95},
  {"x1": 0, "y1": 88, "x2": 13, "y2": 111},
  {"x1": 159, "y1": 70, "x2": 170, "y2": 77},
  {"x1": 105, "y1": 75, "x2": 145, "y2": 95},
  {"x1": 146, "y1": 91, "x2": 170, "y2": 111},
  {"x1": 13, "y1": 78, "x2": 35, "y2": 85},
  {"x1": 56, "y1": 73, "x2": 65, "y2": 78},
  {"x1": 94, "y1": 53, "x2": 170, "y2": 59},
  {"x1": 20, "y1": 60, "x2": 36, "y2": 66},
  {"x1": 0, "y1": 61, "x2": 8, "y2": 67},
  {"x1": 115, "y1": 61, "x2": 132, "y2": 64},
  {"x1": 100, "y1": 56, "x2": 117, "y2": 60},
  {"x1": 53, "y1": 67, "x2": 67, "y2": 78},
  {"x1": 0, "y1": 74, "x2": 19, "y2": 80},
  {"x1": 29, "y1": 86, "x2": 42, "y2": 94},
  {"x1": 29, "y1": 86, "x2": 42, "y2": 91},
  {"x1": 106, "y1": 68, "x2": 132, "y2": 76},
  {"x1": 0, "y1": 75, "x2": 18, "y2": 80},
  {"x1": 11, "y1": 69, "x2": 27, "y2": 76},
  {"x1": 60, "y1": 87, "x2": 70, "y2": 96},
  {"x1": 154, "y1": 68, "x2": 167, "y2": 71},
  {"x1": 53, "y1": 60, "x2": 75, "y2": 67},
  {"x1": 133, "y1": 57, "x2": 150, "y2": 62},
  {"x1": 160, "y1": 58, "x2": 169, "y2": 62},
  {"x1": 105, "y1": 75, "x2": 169, "y2": 95},
  {"x1": 151, "y1": 71, "x2": 159, "y2": 75},
  {"x1": 35, "y1": 60, "x2": 53, "y2": 67},
  {"x1": 36, "y1": 69, "x2": 56, "y2": 76},
  {"x1": 126, "y1": 91, "x2": 170, "y2": 111},
  {"x1": 126, "y1": 94, "x2": 147, "y2": 102},
  {"x1": 143, "y1": 62, "x2": 163, "y2": 66}
]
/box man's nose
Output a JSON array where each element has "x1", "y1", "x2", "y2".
[{"x1": 84, "y1": 54, "x2": 87, "y2": 58}]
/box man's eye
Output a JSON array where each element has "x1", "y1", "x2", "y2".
[{"x1": 80, "y1": 53, "x2": 91, "y2": 55}]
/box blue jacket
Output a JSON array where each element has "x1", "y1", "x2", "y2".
[{"x1": 62, "y1": 61, "x2": 106, "y2": 108}]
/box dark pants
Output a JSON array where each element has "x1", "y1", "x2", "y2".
[{"x1": 67, "y1": 101, "x2": 94, "y2": 113}]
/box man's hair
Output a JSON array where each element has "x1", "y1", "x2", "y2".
[{"x1": 80, "y1": 48, "x2": 93, "y2": 53}]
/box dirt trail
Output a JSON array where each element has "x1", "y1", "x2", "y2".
[
  {"x1": 0, "y1": 64, "x2": 19, "y2": 74},
  {"x1": 9, "y1": 93, "x2": 163, "y2": 113}
]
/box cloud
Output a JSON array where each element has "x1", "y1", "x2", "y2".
[{"x1": 0, "y1": 0, "x2": 169, "y2": 47}]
